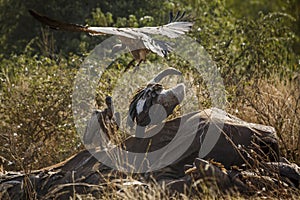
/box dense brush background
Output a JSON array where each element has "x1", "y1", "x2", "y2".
[{"x1": 0, "y1": 0, "x2": 299, "y2": 198}]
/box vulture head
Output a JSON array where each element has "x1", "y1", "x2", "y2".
[
  {"x1": 83, "y1": 96, "x2": 119, "y2": 146},
  {"x1": 127, "y1": 68, "x2": 185, "y2": 129},
  {"x1": 84, "y1": 68, "x2": 185, "y2": 143}
]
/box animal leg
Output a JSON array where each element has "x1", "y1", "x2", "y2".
[
  {"x1": 124, "y1": 59, "x2": 136, "y2": 72},
  {"x1": 133, "y1": 59, "x2": 144, "y2": 73}
]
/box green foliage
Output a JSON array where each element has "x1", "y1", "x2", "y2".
[
  {"x1": 0, "y1": 0, "x2": 96, "y2": 56},
  {"x1": 186, "y1": 0, "x2": 298, "y2": 95},
  {"x1": 225, "y1": 0, "x2": 300, "y2": 55},
  {"x1": 144, "y1": 0, "x2": 299, "y2": 112}
]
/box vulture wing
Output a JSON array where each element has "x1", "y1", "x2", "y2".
[
  {"x1": 29, "y1": 9, "x2": 193, "y2": 39},
  {"x1": 29, "y1": 9, "x2": 193, "y2": 57},
  {"x1": 29, "y1": 9, "x2": 136, "y2": 38},
  {"x1": 29, "y1": 9, "x2": 94, "y2": 33}
]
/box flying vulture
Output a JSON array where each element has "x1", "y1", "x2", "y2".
[{"x1": 29, "y1": 10, "x2": 193, "y2": 70}]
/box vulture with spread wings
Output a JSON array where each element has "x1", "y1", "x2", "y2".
[{"x1": 29, "y1": 10, "x2": 193, "y2": 70}]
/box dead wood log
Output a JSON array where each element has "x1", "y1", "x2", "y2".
[{"x1": 0, "y1": 108, "x2": 286, "y2": 198}]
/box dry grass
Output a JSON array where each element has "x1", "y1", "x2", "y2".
[
  {"x1": 228, "y1": 77, "x2": 300, "y2": 164},
  {"x1": 1, "y1": 68, "x2": 299, "y2": 199}
]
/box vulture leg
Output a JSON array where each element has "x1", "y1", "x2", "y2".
[
  {"x1": 124, "y1": 59, "x2": 136, "y2": 72},
  {"x1": 133, "y1": 64, "x2": 141, "y2": 73}
]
